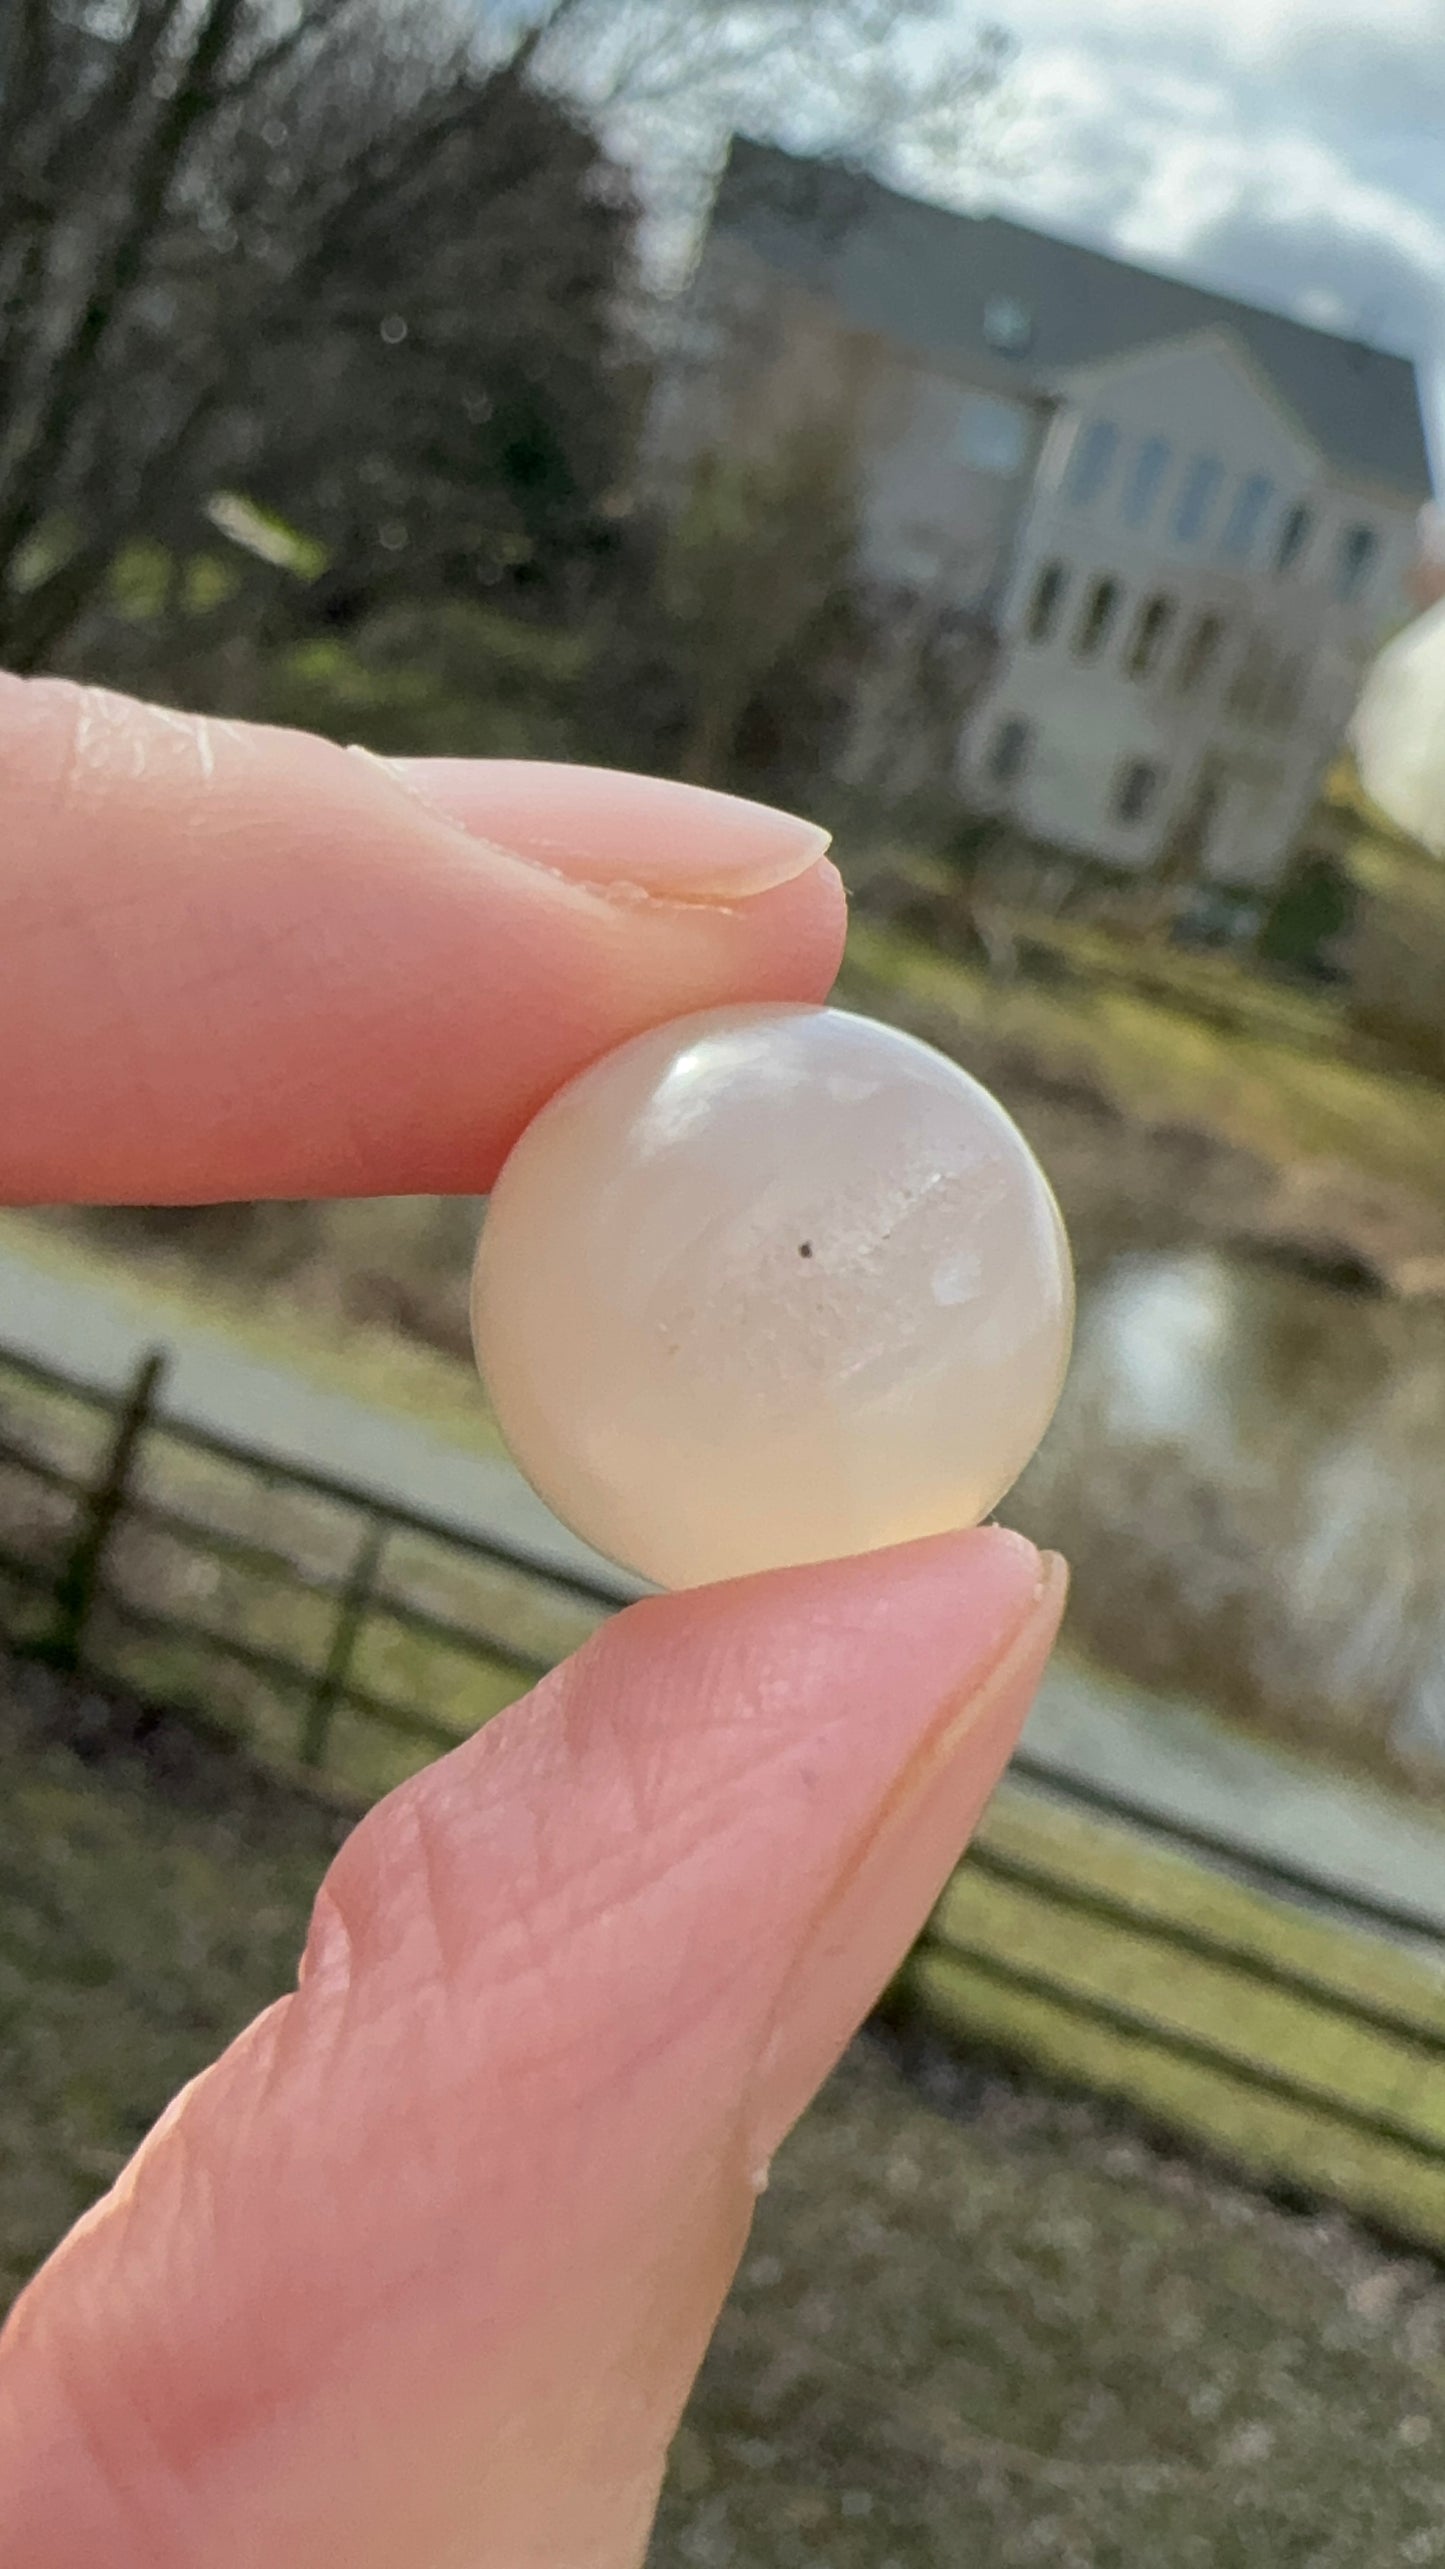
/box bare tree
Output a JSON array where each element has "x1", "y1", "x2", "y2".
[
  {"x1": 656, "y1": 414, "x2": 862, "y2": 787},
  {"x1": 0, "y1": 0, "x2": 1015, "y2": 677},
  {"x1": 0, "y1": 3, "x2": 359, "y2": 654},
  {"x1": 0, "y1": 0, "x2": 639, "y2": 669},
  {"x1": 520, "y1": 0, "x2": 1017, "y2": 245}
]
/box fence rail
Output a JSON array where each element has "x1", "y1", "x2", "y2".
[
  {"x1": 921, "y1": 1930, "x2": 1445, "y2": 2169},
  {"x1": 1009, "y1": 1747, "x2": 1445, "y2": 1949},
  {"x1": 4, "y1": 1334, "x2": 1445, "y2": 2247},
  {"x1": 0, "y1": 1339, "x2": 617, "y2": 1775}
]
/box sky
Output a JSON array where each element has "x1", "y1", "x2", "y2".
[
  {"x1": 919, "y1": 0, "x2": 1445, "y2": 478},
  {"x1": 512, "y1": 0, "x2": 1445, "y2": 486}
]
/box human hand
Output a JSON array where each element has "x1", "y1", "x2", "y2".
[{"x1": 0, "y1": 676, "x2": 1065, "y2": 2569}]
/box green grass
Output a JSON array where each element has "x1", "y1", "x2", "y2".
[
  {"x1": 935, "y1": 1787, "x2": 1445, "y2": 2252},
  {"x1": 0, "y1": 1671, "x2": 343, "y2": 2309},
  {"x1": 657, "y1": 2040, "x2": 1445, "y2": 2568},
  {"x1": 7, "y1": 1668, "x2": 1445, "y2": 2566},
  {"x1": 0, "y1": 1349, "x2": 601, "y2": 1806},
  {"x1": 0, "y1": 1205, "x2": 504, "y2": 1459},
  {"x1": 996, "y1": 910, "x2": 1369, "y2": 1058},
  {"x1": 840, "y1": 921, "x2": 1445, "y2": 1216}
]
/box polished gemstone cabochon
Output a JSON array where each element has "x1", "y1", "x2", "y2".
[{"x1": 472, "y1": 1003, "x2": 1074, "y2": 1590}]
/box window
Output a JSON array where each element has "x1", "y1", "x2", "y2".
[
  {"x1": 1074, "y1": 574, "x2": 1123, "y2": 660},
  {"x1": 1264, "y1": 656, "x2": 1306, "y2": 729},
  {"x1": 956, "y1": 393, "x2": 1030, "y2": 477},
  {"x1": 1219, "y1": 475, "x2": 1275, "y2": 563},
  {"x1": 1177, "y1": 611, "x2": 1226, "y2": 695},
  {"x1": 1113, "y1": 759, "x2": 1162, "y2": 825},
  {"x1": 1126, "y1": 593, "x2": 1177, "y2": 679},
  {"x1": 1172, "y1": 456, "x2": 1225, "y2": 545},
  {"x1": 1275, "y1": 503, "x2": 1314, "y2": 573},
  {"x1": 1228, "y1": 635, "x2": 1275, "y2": 719},
  {"x1": 987, "y1": 716, "x2": 1032, "y2": 785},
  {"x1": 1121, "y1": 436, "x2": 1172, "y2": 531},
  {"x1": 1064, "y1": 420, "x2": 1120, "y2": 508},
  {"x1": 1026, "y1": 561, "x2": 1070, "y2": 644},
  {"x1": 984, "y1": 295, "x2": 1034, "y2": 353},
  {"x1": 1336, "y1": 524, "x2": 1380, "y2": 604}
]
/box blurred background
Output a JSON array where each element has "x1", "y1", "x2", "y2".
[{"x1": 7, "y1": 2, "x2": 1445, "y2": 2560}]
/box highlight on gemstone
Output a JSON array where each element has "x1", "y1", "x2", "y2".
[{"x1": 472, "y1": 1003, "x2": 1075, "y2": 1590}]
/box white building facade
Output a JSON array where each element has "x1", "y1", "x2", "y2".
[
  {"x1": 667, "y1": 144, "x2": 1436, "y2": 891},
  {"x1": 962, "y1": 334, "x2": 1422, "y2": 884}
]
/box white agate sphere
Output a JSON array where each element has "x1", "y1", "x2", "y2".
[{"x1": 472, "y1": 1004, "x2": 1073, "y2": 1590}]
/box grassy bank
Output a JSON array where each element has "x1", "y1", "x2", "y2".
[
  {"x1": 920, "y1": 1785, "x2": 1445, "y2": 2252},
  {"x1": 0, "y1": 1203, "x2": 504, "y2": 1458},
  {"x1": 5, "y1": 1664, "x2": 1445, "y2": 2567},
  {"x1": 840, "y1": 919, "x2": 1445, "y2": 1223},
  {"x1": 658, "y1": 2035, "x2": 1445, "y2": 2568},
  {"x1": 0, "y1": 1667, "x2": 345, "y2": 2306},
  {"x1": 7, "y1": 1610, "x2": 1445, "y2": 2262}
]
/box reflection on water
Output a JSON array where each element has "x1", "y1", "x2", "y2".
[{"x1": 1011, "y1": 1249, "x2": 1445, "y2": 1775}]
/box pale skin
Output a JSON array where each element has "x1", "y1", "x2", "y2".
[{"x1": 0, "y1": 673, "x2": 1066, "y2": 2569}]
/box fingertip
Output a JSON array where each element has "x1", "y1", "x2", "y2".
[
  {"x1": 0, "y1": 677, "x2": 847, "y2": 1202},
  {"x1": 379, "y1": 758, "x2": 836, "y2": 899}
]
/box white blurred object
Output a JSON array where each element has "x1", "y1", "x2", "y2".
[{"x1": 1352, "y1": 594, "x2": 1445, "y2": 856}]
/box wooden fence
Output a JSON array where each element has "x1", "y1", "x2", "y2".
[
  {"x1": 0, "y1": 1340, "x2": 620, "y2": 1787},
  {"x1": 5, "y1": 1335, "x2": 1445, "y2": 2251}
]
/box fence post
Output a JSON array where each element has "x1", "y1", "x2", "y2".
[
  {"x1": 43, "y1": 1347, "x2": 167, "y2": 1672},
  {"x1": 301, "y1": 1516, "x2": 386, "y2": 1771}
]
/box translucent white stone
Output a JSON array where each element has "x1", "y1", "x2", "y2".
[{"x1": 472, "y1": 1004, "x2": 1074, "y2": 1590}]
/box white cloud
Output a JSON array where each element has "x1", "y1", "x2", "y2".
[
  {"x1": 1113, "y1": 119, "x2": 1445, "y2": 294},
  {"x1": 1004, "y1": 0, "x2": 1445, "y2": 66}
]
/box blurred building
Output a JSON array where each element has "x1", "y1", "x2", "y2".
[{"x1": 654, "y1": 140, "x2": 1435, "y2": 891}]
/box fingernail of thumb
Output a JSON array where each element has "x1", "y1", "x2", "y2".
[{"x1": 370, "y1": 755, "x2": 834, "y2": 900}]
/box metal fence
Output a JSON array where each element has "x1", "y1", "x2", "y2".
[{"x1": 4, "y1": 1334, "x2": 1445, "y2": 2248}]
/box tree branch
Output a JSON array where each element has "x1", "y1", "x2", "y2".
[
  {"x1": 0, "y1": 0, "x2": 51, "y2": 194},
  {"x1": 62, "y1": 0, "x2": 197, "y2": 181},
  {"x1": 206, "y1": 0, "x2": 362, "y2": 106},
  {"x1": 0, "y1": 0, "x2": 205, "y2": 464},
  {"x1": 0, "y1": 0, "x2": 254, "y2": 582}
]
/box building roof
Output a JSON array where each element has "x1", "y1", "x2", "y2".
[{"x1": 712, "y1": 139, "x2": 1436, "y2": 503}]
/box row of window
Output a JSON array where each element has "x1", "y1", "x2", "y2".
[
  {"x1": 1023, "y1": 560, "x2": 1305, "y2": 726},
  {"x1": 1061, "y1": 422, "x2": 1381, "y2": 602},
  {"x1": 986, "y1": 717, "x2": 1164, "y2": 827},
  {"x1": 1027, "y1": 561, "x2": 1226, "y2": 692}
]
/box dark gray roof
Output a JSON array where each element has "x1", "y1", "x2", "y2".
[{"x1": 712, "y1": 139, "x2": 1435, "y2": 503}]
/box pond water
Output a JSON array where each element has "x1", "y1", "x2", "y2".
[{"x1": 1012, "y1": 1249, "x2": 1445, "y2": 1776}]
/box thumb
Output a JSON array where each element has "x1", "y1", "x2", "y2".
[{"x1": 0, "y1": 1528, "x2": 1064, "y2": 2569}]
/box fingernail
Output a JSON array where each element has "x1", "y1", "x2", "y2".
[
  {"x1": 747, "y1": 1549, "x2": 1068, "y2": 2170},
  {"x1": 366, "y1": 755, "x2": 833, "y2": 899}
]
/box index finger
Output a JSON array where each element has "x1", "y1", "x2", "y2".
[{"x1": 0, "y1": 676, "x2": 844, "y2": 1203}]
